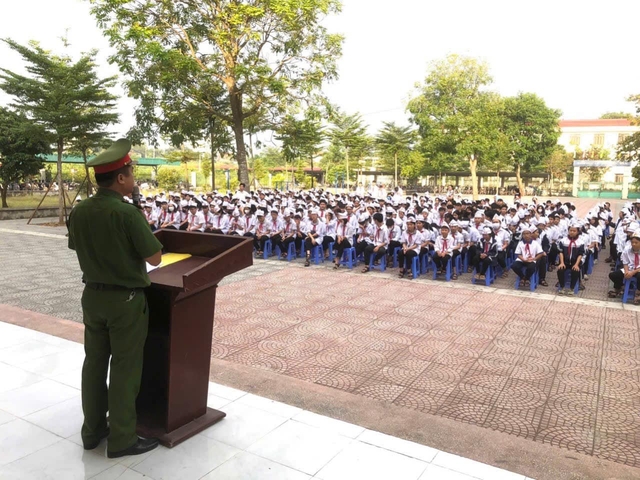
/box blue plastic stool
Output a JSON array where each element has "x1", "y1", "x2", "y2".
[
  {"x1": 586, "y1": 252, "x2": 595, "y2": 275},
  {"x1": 411, "y1": 256, "x2": 420, "y2": 279},
  {"x1": 557, "y1": 269, "x2": 580, "y2": 295},
  {"x1": 311, "y1": 245, "x2": 324, "y2": 265},
  {"x1": 472, "y1": 265, "x2": 495, "y2": 286},
  {"x1": 281, "y1": 242, "x2": 297, "y2": 262},
  {"x1": 392, "y1": 247, "x2": 402, "y2": 268},
  {"x1": 433, "y1": 257, "x2": 454, "y2": 281},
  {"x1": 454, "y1": 255, "x2": 463, "y2": 276},
  {"x1": 328, "y1": 242, "x2": 335, "y2": 262},
  {"x1": 263, "y1": 239, "x2": 272, "y2": 259},
  {"x1": 339, "y1": 247, "x2": 356, "y2": 269},
  {"x1": 462, "y1": 251, "x2": 469, "y2": 273},
  {"x1": 421, "y1": 252, "x2": 432, "y2": 274},
  {"x1": 515, "y1": 270, "x2": 538, "y2": 291},
  {"x1": 369, "y1": 252, "x2": 386, "y2": 272},
  {"x1": 623, "y1": 277, "x2": 637, "y2": 304}
]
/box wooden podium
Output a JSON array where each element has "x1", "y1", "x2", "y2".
[{"x1": 136, "y1": 230, "x2": 253, "y2": 447}]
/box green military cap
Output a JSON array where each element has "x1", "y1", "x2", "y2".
[{"x1": 87, "y1": 138, "x2": 135, "y2": 174}]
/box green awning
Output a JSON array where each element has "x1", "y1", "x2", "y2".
[{"x1": 42, "y1": 155, "x2": 180, "y2": 167}]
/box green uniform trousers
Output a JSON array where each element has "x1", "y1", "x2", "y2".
[{"x1": 81, "y1": 286, "x2": 148, "y2": 452}]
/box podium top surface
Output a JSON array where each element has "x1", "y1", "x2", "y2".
[{"x1": 147, "y1": 230, "x2": 253, "y2": 293}]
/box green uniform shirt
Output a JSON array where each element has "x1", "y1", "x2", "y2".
[{"x1": 68, "y1": 188, "x2": 163, "y2": 288}]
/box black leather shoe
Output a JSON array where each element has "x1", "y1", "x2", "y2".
[
  {"x1": 83, "y1": 428, "x2": 110, "y2": 450},
  {"x1": 107, "y1": 437, "x2": 159, "y2": 458}
]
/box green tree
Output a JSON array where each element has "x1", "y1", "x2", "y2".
[
  {"x1": 164, "y1": 149, "x2": 201, "y2": 189},
  {"x1": 375, "y1": 122, "x2": 416, "y2": 187},
  {"x1": 600, "y1": 111, "x2": 636, "y2": 122},
  {"x1": 156, "y1": 167, "x2": 184, "y2": 192},
  {"x1": 502, "y1": 92, "x2": 561, "y2": 195},
  {"x1": 542, "y1": 146, "x2": 574, "y2": 189},
  {"x1": 90, "y1": 0, "x2": 344, "y2": 187},
  {"x1": 277, "y1": 114, "x2": 325, "y2": 188},
  {"x1": 0, "y1": 108, "x2": 51, "y2": 208},
  {"x1": 408, "y1": 54, "x2": 501, "y2": 199},
  {"x1": 68, "y1": 133, "x2": 113, "y2": 197},
  {"x1": 329, "y1": 111, "x2": 370, "y2": 188},
  {"x1": 0, "y1": 39, "x2": 118, "y2": 223}
]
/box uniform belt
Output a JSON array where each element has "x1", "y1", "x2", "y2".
[{"x1": 84, "y1": 282, "x2": 142, "y2": 292}]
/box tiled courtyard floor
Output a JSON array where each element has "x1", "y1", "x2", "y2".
[{"x1": 1, "y1": 207, "x2": 640, "y2": 477}]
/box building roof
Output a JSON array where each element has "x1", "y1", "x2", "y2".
[
  {"x1": 559, "y1": 119, "x2": 632, "y2": 127},
  {"x1": 43, "y1": 155, "x2": 180, "y2": 167}
]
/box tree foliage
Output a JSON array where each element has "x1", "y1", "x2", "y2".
[
  {"x1": 156, "y1": 166, "x2": 184, "y2": 192},
  {"x1": 0, "y1": 38, "x2": 118, "y2": 222},
  {"x1": 90, "y1": 0, "x2": 344, "y2": 186},
  {"x1": 375, "y1": 122, "x2": 416, "y2": 186},
  {"x1": 0, "y1": 108, "x2": 51, "y2": 208},
  {"x1": 328, "y1": 111, "x2": 371, "y2": 185}
]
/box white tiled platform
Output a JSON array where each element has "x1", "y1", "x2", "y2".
[{"x1": 0, "y1": 321, "x2": 532, "y2": 480}]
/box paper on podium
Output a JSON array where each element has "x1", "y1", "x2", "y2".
[{"x1": 146, "y1": 253, "x2": 192, "y2": 273}]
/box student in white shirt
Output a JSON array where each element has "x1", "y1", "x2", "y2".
[
  {"x1": 434, "y1": 223, "x2": 460, "y2": 279},
  {"x1": 304, "y1": 210, "x2": 326, "y2": 266},
  {"x1": 609, "y1": 231, "x2": 640, "y2": 302},
  {"x1": 143, "y1": 203, "x2": 158, "y2": 231},
  {"x1": 511, "y1": 227, "x2": 544, "y2": 286},
  {"x1": 322, "y1": 210, "x2": 337, "y2": 257},
  {"x1": 398, "y1": 217, "x2": 420, "y2": 278},
  {"x1": 362, "y1": 212, "x2": 388, "y2": 273},
  {"x1": 186, "y1": 203, "x2": 204, "y2": 232},
  {"x1": 333, "y1": 212, "x2": 356, "y2": 269}
]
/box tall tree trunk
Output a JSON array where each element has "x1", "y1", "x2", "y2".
[
  {"x1": 57, "y1": 139, "x2": 64, "y2": 224},
  {"x1": 345, "y1": 148, "x2": 349, "y2": 191},
  {"x1": 83, "y1": 149, "x2": 92, "y2": 198},
  {"x1": 394, "y1": 152, "x2": 398, "y2": 187},
  {"x1": 469, "y1": 155, "x2": 478, "y2": 200},
  {"x1": 0, "y1": 185, "x2": 7, "y2": 208},
  {"x1": 310, "y1": 155, "x2": 315, "y2": 188},
  {"x1": 516, "y1": 164, "x2": 525, "y2": 198},
  {"x1": 229, "y1": 89, "x2": 249, "y2": 185},
  {"x1": 210, "y1": 118, "x2": 216, "y2": 190}
]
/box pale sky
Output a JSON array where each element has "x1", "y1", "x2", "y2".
[{"x1": 1, "y1": 0, "x2": 639, "y2": 142}]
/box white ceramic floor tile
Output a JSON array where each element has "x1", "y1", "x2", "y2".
[
  {"x1": 0, "y1": 419, "x2": 61, "y2": 466},
  {"x1": 0, "y1": 379, "x2": 79, "y2": 416},
  {"x1": 0, "y1": 362, "x2": 43, "y2": 394},
  {"x1": 237, "y1": 393, "x2": 303, "y2": 418},
  {"x1": 432, "y1": 452, "x2": 526, "y2": 480},
  {"x1": 24, "y1": 395, "x2": 83, "y2": 438},
  {"x1": 132, "y1": 434, "x2": 240, "y2": 480},
  {"x1": 0, "y1": 340, "x2": 65, "y2": 366},
  {"x1": 0, "y1": 409, "x2": 15, "y2": 426},
  {"x1": 208, "y1": 382, "x2": 247, "y2": 401},
  {"x1": 0, "y1": 324, "x2": 40, "y2": 348},
  {"x1": 52, "y1": 368, "x2": 82, "y2": 390},
  {"x1": 293, "y1": 410, "x2": 365, "y2": 439},
  {"x1": 357, "y1": 429, "x2": 439, "y2": 462},
  {"x1": 20, "y1": 350, "x2": 85, "y2": 378},
  {"x1": 247, "y1": 420, "x2": 351, "y2": 475},
  {"x1": 316, "y1": 440, "x2": 428, "y2": 480},
  {"x1": 89, "y1": 464, "x2": 151, "y2": 480},
  {"x1": 202, "y1": 451, "x2": 310, "y2": 480},
  {"x1": 419, "y1": 464, "x2": 481, "y2": 480},
  {"x1": 38, "y1": 335, "x2": 83, "y2": 351},
  {"x1": 207, "y1": 393, "x2": 232, "y2": 410},
  {"x1": 0, "y1": 439, "x2": 116, "y2": 479},
  {"x1": 201, "y1": 402, "x2": 288, "y2": 450}
]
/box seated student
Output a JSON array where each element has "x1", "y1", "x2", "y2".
[
  {"x1": 201, "y1": 203, "x2": 215, "y2": 233},
  {"x1": 434, "y1": 223, "x2": 460, "y2": 279},
  {"x1": 362, "y1": 212, "x2": 388, "y2": 273},
  {"x1": 609, "y1": 231, "x2": 640, "y2": 302},
  {"x1": 160, "y1": 202, "x2": 182, "y2": 230},
  {"x1": 557, "y1": 224, "x2": 584, "y2": 296},
  {"x1": 322, "y1": 210, "x2": 337, "y2": 258},
  {"x1": 333, "y1": 212, "x2": 356, "y2": 269},
  {"x1": 210, "y1": 205, "x2": 229, "y2": 234},
  {"x1": 355, "y1": 214, "x2": 371, "y2": 259},
  {"x1": 511, "y1": 227, "x2": 544, "y2": 287},
  {"x1": 186, "y1": 202, "x2": 204, "y2": 232},
  {"x1": 532, "y1": 221, "x2": 549, "y2": 287},
  {"x1": 282, "y1": 212, "x2": 305, "y2": 255},
  {"x1": 143, "y1": 203, "x2": 158, "y2": 231},
  {"x1": 472, "y1": 227, "x2": 497, "y2": 279},
  {"x1": 304, "y1": 209, "x2": 326, "y2": 266},
  {"x1": 267, "y1": 208, "x2": 284, "y2": 254},
  {"x1": 253, "y1": 210, "x2": 270, "y2": 255},
  {"x1": 387, "y1": 217, "x2": 403, "y2": 264},
  {"x1": 228, "y1": 210, "x2": 244, "y2": 235},
  {"x1": 398, "y1": 217, "x2": 420, "y2": 278},
  {"x1": 493, "y1": 220, "x2": 511, "y2": 278},
  {"x1": 178, "y1": 202, "x2": 190, "y2": 230}
]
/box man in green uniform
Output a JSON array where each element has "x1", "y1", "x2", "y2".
[{"x1": 68, "y1": 139, "x2": 163, "y2": 458}]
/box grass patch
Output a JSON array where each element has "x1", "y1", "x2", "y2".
[{"x1": 2, "y1": 193, "x2": 69, "y2": 209}]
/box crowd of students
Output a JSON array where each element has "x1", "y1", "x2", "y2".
[{"x1": 134, "y1": 184, "x2": 640, "y2": 301}]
